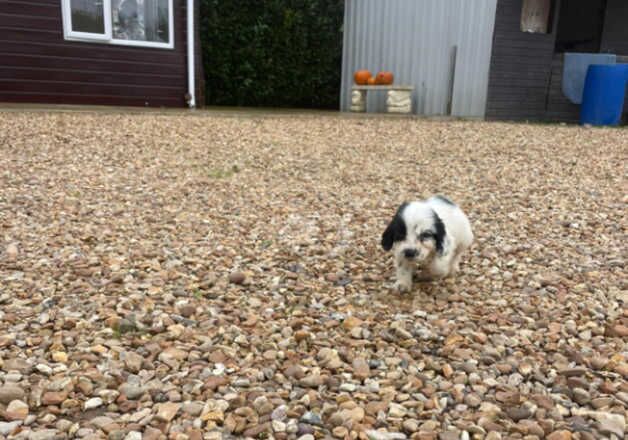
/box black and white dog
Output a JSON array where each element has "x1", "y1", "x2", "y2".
[{"x1": 381, "y1": 195, "x2": 473, "y2": 293}]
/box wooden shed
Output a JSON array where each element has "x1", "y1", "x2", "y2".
[
  {"x1": 341, "y1": 0, "x2": 628, "y2": 122},
  {"x1": 0, "y1": 0, "x2": 203, "y2": 108},
  {"x1": 486, "y1": 0, "x2": 628, "y2": 122}
]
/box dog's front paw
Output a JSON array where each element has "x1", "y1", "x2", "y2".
[{"x1": 394, "y1": 280, "x2": 412, "y2": 293}]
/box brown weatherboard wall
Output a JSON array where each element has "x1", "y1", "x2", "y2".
[
  {"x1": 0, "y1": 0, "x2": 203, "y2": 107},
  {"x1": 485, "y1": 0, "x2": 562, "y2": 121},
  {"x1": 486, "y1": 0, "x2": 628, "y2": 122}
]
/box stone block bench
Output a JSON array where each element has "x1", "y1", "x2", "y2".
[{"x1": 350, "y1": 85, "x2": 414, "y2": 114}]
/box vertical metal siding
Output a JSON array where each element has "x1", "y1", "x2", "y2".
[{"x1": 340, "y1": 0, "x2": 497, "y2": 118}]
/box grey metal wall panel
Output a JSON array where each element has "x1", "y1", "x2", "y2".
[{"x1": 340, "y1": 0, "x2": 497, "y2": 118}]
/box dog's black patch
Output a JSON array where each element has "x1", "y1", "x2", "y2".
[
  {"x1": 434, "y1": 195, "x2": 455, "y2": 206},
  {"x1": 381, "y1": 202, "x2": 408, "y2": 251},
  {"x1": 432, "y1": 210, "x2": 446, "y2": 255}
]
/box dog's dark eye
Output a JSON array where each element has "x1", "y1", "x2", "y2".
[{"x1": 418, "y1": 232, "x2": 434, "y2": 241}]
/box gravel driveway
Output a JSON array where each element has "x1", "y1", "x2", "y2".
[{"x1": 0, "y1": 111, "x2": 626, "y2": 440}]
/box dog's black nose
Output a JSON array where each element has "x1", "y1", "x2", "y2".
[{"x1": 403, "y1": 249, "x2": 417, "y2": 259}]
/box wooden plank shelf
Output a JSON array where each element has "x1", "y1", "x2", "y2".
[{"x1": 351, "y1": 85, "x2": 414, "y2": 91}]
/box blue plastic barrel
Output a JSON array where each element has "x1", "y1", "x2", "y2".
[{"x1": 580, "y1": 64, "x2": 628, "y2": 126}]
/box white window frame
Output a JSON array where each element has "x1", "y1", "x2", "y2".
[{"x1": 61, "y1": 0, "x2": 174, "y2": 50}]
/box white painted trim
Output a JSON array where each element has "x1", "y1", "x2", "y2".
[
  {"x1": 186, "y1": 0, "x2": 196, "y2": 108},
  {"x1": 61, "y1": 0, "x2": 174, "y2": 50},
  {"x1": 62, "y1": 0, "x2": 112, "y2": 41},
  {"x1": 110, "y1": 38, "x2": 174, "y2": 49}
]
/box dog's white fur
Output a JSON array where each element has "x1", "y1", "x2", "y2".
[{"x1": 381, "y1": 195, "x2": 473, "y2": 293}]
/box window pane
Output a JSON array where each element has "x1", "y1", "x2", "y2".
[
  {"x1": 112, "y1": 0, "x2": 170, "y2": 44},
  {"x1": 71, "y1": 0, "x2": 106, "y2": 34},
  {"x1": 520, "y1": 0, "x2": 552, "y2": 34}
]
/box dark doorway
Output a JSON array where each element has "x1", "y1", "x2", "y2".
[{"x1": 555, "y1": 0, "x2": 606, "y2": 53}]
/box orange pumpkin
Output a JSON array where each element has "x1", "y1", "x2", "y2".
[
  {"x1": 375, "y1": 71, "x2": 394, "y2": 85},
  {"x1": 367, "y1": 77, "x2": 377, "y2": 85},
  {"x1": 354, "y1": 69, "x2": 372, "y2": 85}
]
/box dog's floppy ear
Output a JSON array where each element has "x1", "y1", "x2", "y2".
[
  {"x1": 381, "y1": 203, "x2": 408, "y2": 251},
  {"x1": 381, "y1": 219, "x2": 398, "y2": 251},
  {"x1": 432, "y1": 210, "x2": 447, "y2": 255}
]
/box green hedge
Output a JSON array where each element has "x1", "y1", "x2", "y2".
[{"x1": 199, "y1": 0, "x2": 344, "y2": 109}]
